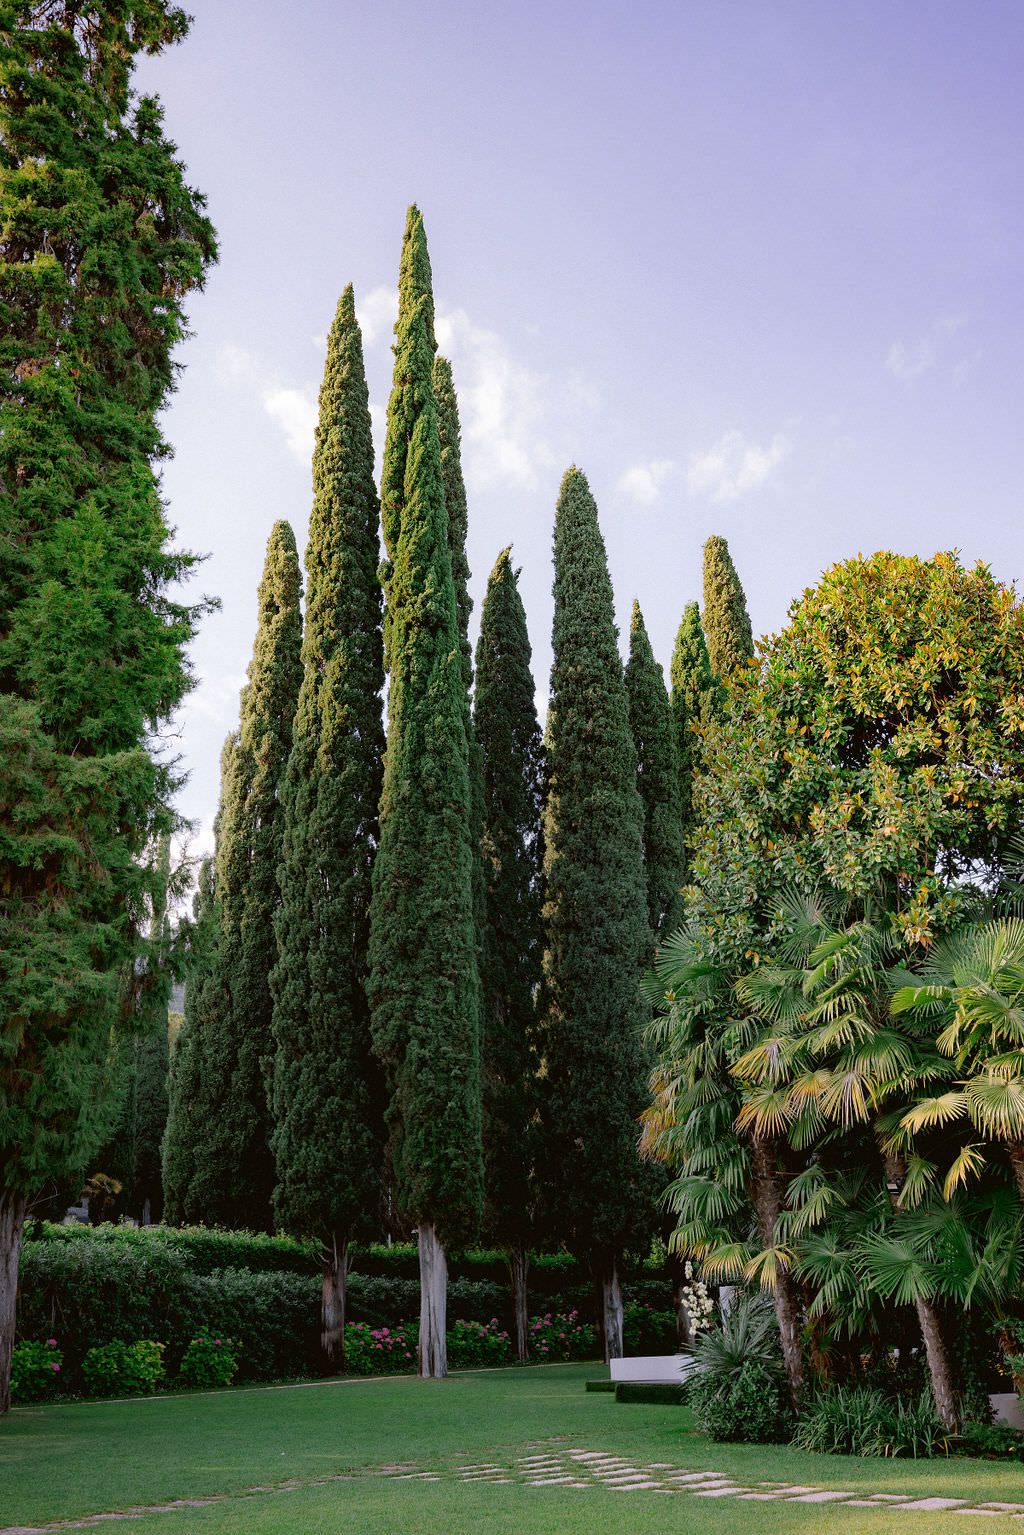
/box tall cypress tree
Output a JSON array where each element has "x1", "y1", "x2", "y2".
[
  {"x1": 369, "y1": 207, "x2": 482, "y2": 1378},
  {"x1": 541, "y1": 467, "x2": 652, "y2": 1359},
  {"x1": 625, "y1": 601, "x2": 686, "y2": 937},
  {"x1": 670, "y1": 601, "x2": 715, "y2": 859},
  {"x1": 179, "y1": 525, "x2": 302, "y2": 1230},
  {"x1": 702, "y1": 534, "x2": 754, "y2": 681},
  {"x1": 271, "y1": 286, "x2": 385, "y2": 1371},
  {"x1": 474, "y1": 548, "x2": 544, "y2": 1363},
  {"x1": 0, "y1": 3, "x2": 215, "y2": 1411}
]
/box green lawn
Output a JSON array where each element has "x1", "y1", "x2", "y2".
[{"x1": 2, "y1": 1363, "x2": 1023, "y2": 1534}]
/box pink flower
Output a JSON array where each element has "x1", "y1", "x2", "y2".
[
  {"x1": 52, "y1": 1363, "x2": 60, "y2": 1373},
  {"x1": 47, "y1": 1338, "x2": 57, "y2": 1348},
  {"x1": 214, "y1": 1339, "x2": 221, "y2": 1346}
]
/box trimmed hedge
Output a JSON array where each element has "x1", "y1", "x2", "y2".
[
  {"x1": 585, "y1": 1379, "x2": 616, "y2": 1393},
  {"x1": 614, "y1": 1381, "x2": 688, "y2": 1405}
]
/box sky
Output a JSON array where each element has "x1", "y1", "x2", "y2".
[{"x1": 137, "y1": 0, "x2": 1024, "y2": 861}]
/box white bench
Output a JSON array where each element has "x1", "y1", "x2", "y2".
[{"x1": 608, "y1": 1353, "x2": 699, "y2": 1383}]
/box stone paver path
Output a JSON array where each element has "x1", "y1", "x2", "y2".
[{"x1": 3, "y1": 1440, "x2": 1023, "y2": 1533}]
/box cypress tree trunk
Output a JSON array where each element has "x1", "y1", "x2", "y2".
[
  {"x1": 507, "y1": 1245, "x2": 530, "y2": 1364},
  {"x1": 0, "y1": 1192, "x2": 26, "y2": 1415},
  {"x1": 418, "y1": 1223, "x2": 448, "y2": 1379},
  {"x1": 601, "y1": 1256, "x2": 625, "y2": 1361},
  {"x1": 749, "y1": 1135, "x2": 804, "y2": 1407},
  {"x1": 321, "y1": 1234, "x2": 348, "y2": 1374}
]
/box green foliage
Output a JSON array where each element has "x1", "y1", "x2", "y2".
[
  {"x1": 343, "y1": 1321, "x2": 416, "y2": 1374},
  {"x1": 0, "y1": 0, "x2": 216, "y2": 1211},
  {"x1": 540, "y1": 467, "x2": 653, "y2": 1260},
  {"x1": 369, "y1": 206, "x2": 482, "y2": 1245},
  {"x1": 270, "y1": 286, "x2": 384, "y2": 1251},
  {"x1": 447, "y1": 1318, "x2": 513, "y2": 1369},
  {"x1": 702, "y1": 535, "x2": 753, "y2": 683},
  {"x1": 625, "y1": 600, "x2": 686, "y2": 934},
  {"x1": 693, "y1": 552, "x2": 1024, "y2": 958},
  {"x1": 162, "y1": 858, "x2": 221, "y2": 1221},
  {"x1": 956, "y1": 1422, "x2": 1024, "y2": 1461},
  {"x1": 794, "y1": 1387, "x2": 950, "y2": 1458},
  {"x1": 9, "y1": 1339, "x2": 62, "y2": 1402},
  {"x1": 178, "y1": 1334, "x2": 239, "y2": 1389},
  {"x1": 689, "y1": 1357, "x2": 794, "y2": 1443},
  {"x1": 474, "y1": 548, "x2": 544, "y2": 1249},
  {"x1": 23, "y1": 1220, "x2": 318, "y2": 1276},
  {"x1": 622, "y1": 1300, "x2": 678, "y2": 1355},
  {"x1": 82, "y1": 1340, "x2": 165, "y2": 1398},
  {"x1": 669, "y1": 601, "x2": 715, "y2": 851},
  {"x1": 527, "y1": 1309, "x2": 596, "y2": 1361}
]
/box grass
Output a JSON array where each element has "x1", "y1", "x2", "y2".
[{"x1": 1, "y1": 1363, "x2": 1023, "y2": 1533}]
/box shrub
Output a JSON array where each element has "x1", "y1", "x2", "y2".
[
  {"x1": 10, "y1": 1339, "x2": 62, "y2": 1402},
  {"x1": 622, "y1": 1300, "x2": 677, "y2": 1355},
  {"x1": 447, "y1": 1318, "x2": 512, "y2": 1369},
  {"x1": 956, "y1": 1422, "x2": 1024, "y2": 1461},
  {"x1": 689, "y1": 1292, "x2": 793, "y2": 1444},
  {"x1": 614, "y1": 1382, "x2": 687, "y2": 1405},
  {"x1": 528, "y1": 1309, "x2": 595, "y2": 1361},
  {"x1": 690, "y1": 1358, "x2": 793, "y2": 1443},
  {"x1": 794, "y1": 1386, "x2": 951, "y2": 1459},
  {"x1": 343, "y1": 1322, "x2": 417, "y2": 1375},
  {"x1": 82, "y1": 1340, "x2": 165, "y2": 1397},
  {"x1": 178, "y1": 1335, "x2": 239, "y2": 1389}
]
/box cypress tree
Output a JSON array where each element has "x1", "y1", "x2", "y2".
[
  {"x1": 0, "y1": 3, "x2": 215, "y2": 1411},
  {"x1": 474, "y1": 548, "x2": 544, "y2": 1363},
  {"x1": 541, "y1": 467, "x2": 652, "y2": 1359},
  {"x1": 702, "y1": 534, "x2": 754, "y2": 681},
  {"x1": 670, "y1": 601, "x2": 715, "y2": 856},
  {"x1": 212, "y1": 521, "x2": 302, "y2": 1229},
  {"x1": 369, "y1": 207, "x2": 482, "y2": 1378},
  {"x1": 270, "y1": 286, "x2": 385, "y2": 1372},
  {"x1": 625, "y1": 601, "x2": 686, "y2": 936}
]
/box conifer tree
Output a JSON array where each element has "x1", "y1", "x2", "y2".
[
  {"x1": 369, "y1": 207, "x2": 482, "y2": 1378},
  {"x1": 541, "y1": 468, "x2": 652, "y2": 1359},
  {"x1": 702, "y1": 535, "x2": 754, "y2": 681},
  {"x1": 670, "y1": 601, "x2": 715, "y2": 856},
  {"x1": 213, "y1": 522, "x2": 302, "y2": 1228},
  {"x1": 0, "y1": 3, "x2": 215, "y2": 1412},
  {"x1": 271, "y1": 287, "x2": 385, "y2": 1372},
  {"x1": 625, "y1": 602, "x2": 686, "y2": 936},
  {"x1": 474, "y1": 548, "x2": 544, "y2": 1362}
]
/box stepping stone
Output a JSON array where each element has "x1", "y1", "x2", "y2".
[
  {"x1": 647, "y1": 1462, "x2": 675, "y2": 1468},
  {"x1": 694, "y1": 1486, "x2": 746, "y2": 1497},
  {"x1": 526, "y1": 1476, "x2": 575, "y2": 1485},
  {"x1": 978, "y1": 1505, "x2": 1024, "y2": 1513},
  {"x1": 609, "y1": 1481, "x2": 664, "y2": 1491},
  {"x1": 665, "y1": 1472, "x2": 727, "y2": 1482},
  {"x1": 896, "y1": 1499, "x2": 966, "y2": 1512},
  {"x1": 740, "y1": 1492, "x2": 787, "y2": 1500},
  {"x1": 869, "y1": 1493, "x2": 912, "y2": 1501},
  {"x1": 788, "y1": 1491, "x2": 852, "y2": 1503}
]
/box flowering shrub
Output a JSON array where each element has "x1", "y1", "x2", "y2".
[
  {"x1": 678, "y1": 1261, "x2": 716, "y2": 1337},
  {"x1": 528, "y1": 1309, "x2": 595, "y2": 1361},
  {"x1": 448, "y1": 1318, "x2": 511, "y2": 1369},
  {"x1": 10, "y1": 1339, "x2": 62, "y2": 1402},
  {"x1": 343, "y1": 1322, "x2": 417, "y2": 1376},
  {"x1": 178, "y1": 1335, "x2": 239, "y2": 1389},
  {"x1": 82, "y1": 1340, "x2": 165, "y2": 1397}
]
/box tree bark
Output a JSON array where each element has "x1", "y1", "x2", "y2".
[
  {"x1": 601, "y1": 1256, "x2": 625, "y2": 1361},
  {"x1": 0, "y1": 1190, "x2": 27, "y2": 1415},
  {"x1": 1008, "y1": 1142, "x2": 1024, "y2": 1204},
  {"x1": 883, "y1": 1152, "x2": 960, "y2": 1433},
  {"x1": 321, "y1": 1232, "x2": 348, "y2": 1374},
  {"x1": 750, "y1": 1135, "x2": 803, "y2": 1408},
  {"x1": 915, "y1": 1295, "x2": 959, "y2": 1433},
  {"x1": 418, "y1": 1222, "x2": 447, "y2": 1379},
  {"x1": 507, "y1": 1244, "x2": 529, "y2": 1363}
]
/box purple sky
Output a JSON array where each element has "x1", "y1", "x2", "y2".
[{"x1": 139, "y1": 0, "x2": 1024, "y2": 858}]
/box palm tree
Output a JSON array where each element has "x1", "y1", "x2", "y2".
[{"x1": 895, "y1": 919, "x2": 1024, "y2": 1203}]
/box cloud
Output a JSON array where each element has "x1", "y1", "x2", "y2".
[
  {"x1": 687, "y1": 431, "x2": 791, "y2": 503},
  {"x1": 617, "y1": 459, "x2": 675, "y2": 506},
  {"x1": 885, "y1": 314, "x2": 968, "y2": 383},
  {"x1": 358, "y1": 284, "x2": 399, "y2": 347},
  {"x1": 217, "y1": 345, "x2": 317, "y2": 465}
]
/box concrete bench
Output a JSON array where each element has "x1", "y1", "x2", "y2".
[{"x1": 609, "y1": 1353, "x2": 699, "y2": 1384}]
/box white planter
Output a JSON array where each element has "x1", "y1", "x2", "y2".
[
  {"x1": 989, "y1": 1392, "x2": 1024, "y2": 1429},
  {"x1": 609, "y1": 1354, "x2": 699, "y2": 1383}
]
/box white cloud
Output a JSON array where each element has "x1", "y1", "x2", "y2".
[
  {"x1": 358, "y1": 284, "x2": 399, "y2": 347},
  {"x1": 687, "y1": 430, "x2": 791, "y2": 503},
  {"x1": 435, "y1": 305, "x2": 553, "y2": 490},
  {"x1": 885, "y1": 314, "x2": 968, "y2": 382},
  {"x1": 262, "y1": 385, "x2": 318, "y2": 463},
  {"x1": 617, "y1": 458, "x2": 675, "y2": 505}
]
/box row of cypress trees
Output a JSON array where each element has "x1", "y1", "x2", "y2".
[{"x1": 162, "y1": 206, "x2": 755, "y2": 1375}]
